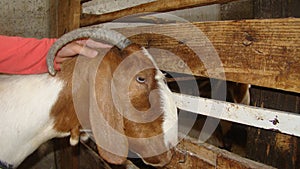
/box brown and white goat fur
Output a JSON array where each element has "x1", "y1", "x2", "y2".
[{"x1": 0, "y1": 29, "x2": 178, "y2": 168}]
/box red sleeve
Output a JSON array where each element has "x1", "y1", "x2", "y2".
[{"x1": 0, "y1": 35, "x2": 58, "y2": 74}]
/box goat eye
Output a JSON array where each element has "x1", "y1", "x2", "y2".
[{"x1": 136, "y1": 76, "x2": 146, "y2": 83}]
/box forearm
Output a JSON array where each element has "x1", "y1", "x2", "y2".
[{"x1": 0, "y1": 35, "x2": 57, "y2": 74}]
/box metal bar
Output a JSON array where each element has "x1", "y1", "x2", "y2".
[{"x1": 173, "y1": 92, "x2": 300, "y2": 137}]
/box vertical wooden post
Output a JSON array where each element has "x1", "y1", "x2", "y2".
[
  {"x1": 69, "y1": 0, "x2": 81, "y2": 31},
  {"x1": 49, "y1": 1, "x2": 81, "y2": 168},
  {"x1": 49, "y1": 0, "x2": 58, "y2": 38},
  {"x1": 49, "y1": 0, "x2": 81, "y2": 38}
]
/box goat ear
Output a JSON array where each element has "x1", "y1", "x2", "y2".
[
  {"x1": 89, "y1": 50, "x2": 128, "y2": 165},
  {"x1": 72, "y1": 56, "x2": 95, "y2": 130}
]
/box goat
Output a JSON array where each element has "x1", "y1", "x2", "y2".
[{"x1": 0, "y1": 28, "x2": 178, "y2": 168}]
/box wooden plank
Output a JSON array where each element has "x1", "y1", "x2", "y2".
[
  {"x1": 17, "y1": 141, "x2": 56, "y2": 169},
  {"x1": 57, "y1": 0, "x2": 69, "y2": 36},
  {"x1": 79, "y1": 140, "x2": 140, "y2": 169},
  {"x1": 80, "y1": 0, "x2": 237, "y2": 26},
  {"x1": 78, "y1": 135, "x2": 272, "y2": 168},
  {"x1": 245, "y1": 3, "x2": 300, "y2": 168},
  {"x1": 54, "y1": 138, "x2": 79, "y2": 169},
  {"x1": 69, "y1": 0, "x2": 81, "y2": 32},
  {"x1": 49, "y1": 0, "x2": 81, "y2": 37},
  {"x1": 112, "y1": 18, "x2": 300, "y2": 93},
  {"x1": 79, "y1": 140, "x2": 113, "y2": 169},
  {"x1": 164, "y1": 136, "x2": 274, "y2": 168},
  {"x1": 254, "y1": 0, "x2": 300, "y2": 19},
  {"x1": 220, "y1": 0, "x2": 254, "y2": 20},
  {"x1": 247, "y1": 86, "x2": 300, "y2": 169},
  {"x1": 49, "y1": 0, "x2": 58, "y2": 38}
]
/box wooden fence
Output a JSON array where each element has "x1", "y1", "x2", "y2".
[{"x1": 47, "y1": 0, "x2": 299, "y2": 168}]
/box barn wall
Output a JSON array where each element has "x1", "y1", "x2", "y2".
[
  {"x1": 0, "y1": 1, "x2": 56, "y2": 169},
  {"x1": 0, "y1": 0, "x2": 51, "y2": 38}
]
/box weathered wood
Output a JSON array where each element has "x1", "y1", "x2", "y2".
[
  {"x1": 49, "y1": 0, "x2": 81, "y2": 37},
  {"x1": 243, "y1": 3, "x2": 300, "y2": 169},
  {"x1": 79, "y1": 140, "x2": 140, "y2": 169},
  {"x1": 80, "y1": 0, "x2": 237, "y2": 26},
  {"x1": 49, "y1": 0, "x2": 58, "y2": 38},
  {"x1": 56, "y1": 0, "x2": 70, "y2": 37},
  {"x1": 17, "y1": 141, "x2": 56, "y2": 169},
  {"x1": 53, "y1": 138, "x2": 79, "y2": 169},
  {"x1": 220, "y1": 0, "x2": 254, "y2": 20},
  {"x1": 79, "y1": 140, "x2": 113, "y2": 169},
  {"x1": 69, "y1": 0, "x2": 81, "y2": 32},
  {"x1": 111, "y1": 18, "x2": 300, "y2": 93},
  {"x1": 77, "y1": 136, "x2": 272, "y2": 169},
  {"x1": 164, "y1": 136, "x2": 274, "y2": 169},
  {"x1": 254, "y1": 0, "x2": 300, "y2": 19},
  {"x1": 247, "y1": 86, "x2": 300, "y2": 169}
]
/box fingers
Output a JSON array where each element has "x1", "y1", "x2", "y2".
[
  {"x1": 54, "y1": 39, "x2": 113, "y2": 71},
  {"x1": 56, "y1": 41, "x2": 99, "y2": 60},
  {"x1": 75, "y1": 39, "x2": 112, "y2": 58},
  {"x1": 76, "y1": 39, "x2": 112, "y2": 49},
  {"x1": 78, "y1": 45, "x2": 99, "y2": 58},
  {"x1": 55, "y1": 56, "x2": 71, "y2": 63}
]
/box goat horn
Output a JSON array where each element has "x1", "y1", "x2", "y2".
[{"x1": 46, "y1": 28, "x2": 132, "y2": 76}]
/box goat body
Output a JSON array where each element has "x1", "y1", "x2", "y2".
[
  {"x1": 0, "y1": 44, "x2": 178, "y2": 168},
  {"x1": 0, "y1": 74, "x2": 67, "y2": 166}
]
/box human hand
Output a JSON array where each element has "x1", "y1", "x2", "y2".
[{"x1": 55, "y1": 39, "x2": 112, "y2": 65}]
